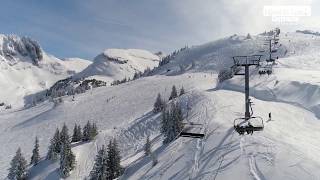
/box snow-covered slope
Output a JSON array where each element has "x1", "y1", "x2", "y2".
[
  {"x1": 75, "y1": 49, "x2": 161, "y2": 83},
  {"x1": 3, "y1": 31, "x2": 320, "y2": 180},
  {"x1": 0, "y1": 35, "x2": 91, "y2": 109},
  {"x1": 62, "y1": 58, "x2": 92, "y2": 73}
]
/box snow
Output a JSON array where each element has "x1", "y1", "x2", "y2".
[
  {"x1": 0, "y1": 34, "x2": 91, "y2": 109},
  {"x1": 75, "y1": 49, "x2": 160, "y2": 83},
  {"x1": 62, "y1": 58, "x2": 92, "y2": 73},
  {"x1": 2, "y1": 31, "x2": 320, "y2": 180}
]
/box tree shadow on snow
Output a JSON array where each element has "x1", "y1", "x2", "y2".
[{"x1": 28, "y1": 159, "x2": 60, "y2": 180}]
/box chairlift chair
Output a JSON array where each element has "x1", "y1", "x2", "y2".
[
  {"x1": 234, "y1": 117, "x2": 264, "y2": 135},
  {"x1": 179, "y1": 122, "x2": 205, "y2": 138},
  {"x1": 266, "y1": 58, "x2": 275, "y2": 63}
]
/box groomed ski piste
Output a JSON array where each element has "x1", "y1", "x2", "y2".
[{"x1": 2, "y1": 31, "x2": 320, "y2": 179}]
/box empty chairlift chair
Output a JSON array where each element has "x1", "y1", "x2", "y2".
[{"x1": 179, "y1": 123, "x2": 205, "y2": 138}]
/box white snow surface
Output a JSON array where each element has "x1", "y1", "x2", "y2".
[
  {"x1": 61, "y1": 58, "x2": 92, "y2": 73},
  {"x1": 2, "y1": 32, "x2": 320, "y2": 180}
]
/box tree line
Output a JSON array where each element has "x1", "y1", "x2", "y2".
[
  {"x1": 153, "y1": 85, "x2": 185, "y2": 144},
  {"x1": 7, "y1": 121, "x2": 99, "y2": 179}
]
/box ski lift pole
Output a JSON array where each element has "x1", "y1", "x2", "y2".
[{"x1": 245, "y1": 63, "x2": 250, "y2": 120}]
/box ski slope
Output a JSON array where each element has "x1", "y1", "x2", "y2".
[{"x1": 2, "y1": 31, "x2": 320, "y2": 179}]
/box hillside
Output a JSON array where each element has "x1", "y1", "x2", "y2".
[
  {"x1": 75, "y1": 49, "x2": 161, "y2": 84},
  {"x1": 2, "y1": 31, "x2": 320, "y2": 180},
  {"x1": 0, "y1": 35, "x2": 91, "y2": 109}
]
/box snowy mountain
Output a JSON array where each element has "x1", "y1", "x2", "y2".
[
  {"x1": 75, "y1": 49, "x2": 161, "y2": 83},
  {"x1": 0, "y1": 34, "x2": 91, "y2": 109},
  {"x1": 3, "y1": 31, "x2": 320, "y2": 180},
  {"x1": 62, "y1": 58, "x2": 92, "y2": 74}
]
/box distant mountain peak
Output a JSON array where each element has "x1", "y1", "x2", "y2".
[{"x1": 0, "y1": 34, "x2": 43, "y2": 66}]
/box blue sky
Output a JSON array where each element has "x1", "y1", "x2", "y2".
[{"x1": 0, "y1": 0, "x2": 319, "y2": 60}]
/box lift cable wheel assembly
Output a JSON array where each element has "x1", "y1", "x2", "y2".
[{"x1": 232, "y1": 55, "x2": 265, "y2": 135}]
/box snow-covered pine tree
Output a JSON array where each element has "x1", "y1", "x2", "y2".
[
  {"x1": 172, "y1": 102, "x2": 184, "y2": 136},
  {"x1": 46, "y1": 142, "x2": 57, "y2": 161},
  {"x1": 90, "y1": 122, "x2": 98, "y2": 140},
  {"x1": 153, "y1": 93, "x2": 165, "y2": 113},
  {"x1": 77, "y1": 124, "x2": 82, "y2": 141},
  {"x1": 82, "y1": 121, "x2": 92, "y2": 141},
  {"x1": 162, "y1": 102, "x2": 184, "y2": 144},
  {"x1": 8, "y1": 148, "x2": 28, "y2": 180},
  {"x1": 89, "y1": 145, "x2": 108, "y2": 180},
  {"x1": 246, "y1": 33, "x2": 252, "y2": 39},
  {"x1": 144, "y1": 136, "x2": 151, "y2": 156},
  {"x1": 53, "y1": 128, "x2": 61, "y2": 153},
  {"x1": 106, "y1": 139, "x2": 123, "y2": 180},
  {"x1": 169, "y1": 85, "x2": 178, "y2": 100},
  {"x1": 161, "y1": 106, "x2": 173, "y2": 144},
  {"x1": 160, "y1": 107, "x2": 169, "y2": 135},
  {"x1": 179, "y1": 86, "x2": 185, "y2": 96},
  {"x1": 30, "y1": 136, "x2": 40, "y2": 165},
  {"x1": 72, "y1": 123, "x2": 82, "y2": 142},
  {"x1": 46, "y1": 128, "x2": 61, "y2": 160},
  {"x1": 72, "y1": 123, "x2": 78, "y2": 142},
  {"x1": 60, "y1": 124, "x2": 69, "y2": 146},
  {"x1": 60, "y1": 124, "x2": 76, "y2": 178}
]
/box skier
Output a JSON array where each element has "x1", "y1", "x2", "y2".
[{"x1": 268, "y1": 112, "x2": 272, "y2": 121}]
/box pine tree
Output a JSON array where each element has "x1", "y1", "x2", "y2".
[
  {"x1": 169, "y1": 85, "x2": 178, "y2": 100},
  {"x1": 153, "y1": 93, "x2": 165, "y2": 113},
  {"x1": 179, "y1": 86, "x2": 185, "y2": 96},
  {"x1": 72, "y1": 123, "x2": 82, "y2": 142},
  {"x1": 72, "y1": 123, "x2": 78, "y2": 142},
  {"x1": 8, "y1": 148, "x2": 28, "y2": 180},
  {"x1": 160, "y1": 107, "x2": 169, "y2": 135},
  {"x1": 46, "y1": 142, "x2": 57, "y2": 161},
  {"x1": 106, "y1": 139, "x2": 123, "y2": 180},
  {"x1": 144, "y1": 136, "x2": 151, "y2": 156},
  {"x1": 53, "y1": 128, "x2": 61, "y2": 153},
  {"x1": 77, "y1": 125, "x2": 82, "y2": 141},
  {"x1": 60, "y1": 124, "x2": 76, "y2": 178},
  {"x1": 172, "y1": 102, "x2": 184, "y2": 136},
  {"x1": 82, "y1": 121, "x2": 92, "y2": 141},
  {"x1": 90, "y1": 122, "x2": 98, "y2": 139},
  {"x1": 60, "y1": 124, "x2": 69, "y2": 146},
  {"x1": 89, "y1": 145, "x2": 108, "y2": 180},
  {"x1": 161, "y1": 102, "x2": 184, "y2": 144},
  {"x1": 47, "y1": 128, "x2": 61, "y2": 160},
  {"x1": 30, "y1": 136, "x2": 40, "y2": 165}
]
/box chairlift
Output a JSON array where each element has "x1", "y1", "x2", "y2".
[
  {"x1": 259, "y1": 64, "x2": 272, "y2": 75},
  {"x1": 266, "y1": 58, "x2": 275, "y2": 63},
  {"x1": 234, "y1": 117, "x2": 264, "y2": 135},
  {"x1": 231, "y1": 55, "x2": 266, "y2": 135},
  {"x1": 179, "y1": 122, "x2": 205, "y2": 138}
]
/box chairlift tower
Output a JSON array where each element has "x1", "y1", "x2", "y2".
[
  {"x1": 264, "y1": 30, "x2": 280, "y2": 63},
  {"x1": 232, "y1": 55, "x2": 262, "y2": 119},
  {"x1": 232, "y1": 55, "x2": 264, "y2": 135}
]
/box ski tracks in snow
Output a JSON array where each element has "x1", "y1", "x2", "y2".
[
  {"x1": 190, "y1": 95, "x2": 216, "y2": 179},
  {"x1": 240, "y1": 135, "x2": 275, "y2": 180}
]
